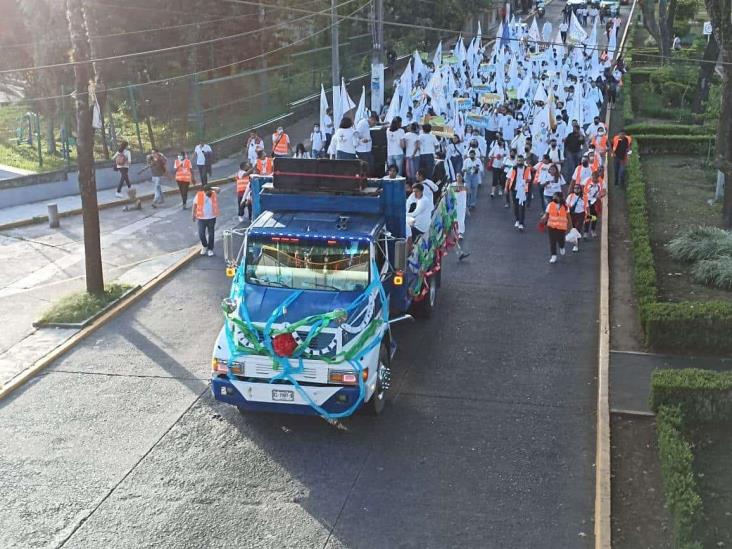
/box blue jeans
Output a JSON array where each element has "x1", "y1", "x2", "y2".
[
  {"x1": 406, "y1": 156, "x2": 420, "y2": 182},
  {"x1": 197, "y1": 218, "x2": 216, "y2": 251},
  {"x1": 450, "y1": 155, "x2": 463, "y2": 179},
  {"x1": 387, "y1": 154, "x2": 404, "y2": 175},
  {"x1": 614, "y1": 157, "x2": 627, "y2": 186},
  {"x1": 152, "y1": 176, "x2": 164, "y2": 204},
  {"x1": 465, "y1": 173, "x2": 479, "y2": 207},
  {"x1": 336, "y1": 151, "x2": 357, "y2": 160},
  {"x1": 420, "y1": 154, "x2": 435, "y2": 178}
]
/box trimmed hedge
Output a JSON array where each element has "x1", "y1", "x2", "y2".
[
  {"x1": 634, "y1": 134, "x2": 715, "y2": 156},
  {"x1": 655, "y1": 405, "x2": 704, "y2": 549},
  {"x1": 624, "y1": 123, "x2": 714, "y2": 136},
  {"x1": 626, "y1": 150, "x2": 658, "y2": 320},
  {"x1": 625, "y1": 139, "x2": 732, "y2": 353},
  {"x1": 650, "y1": 368, "x2": 732, "y2": 422},
  {"x1": 623, "y1": 72, "x2": 635, "y2": 125}
]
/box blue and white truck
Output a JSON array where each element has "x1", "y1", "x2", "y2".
[{"x1": 211, "y1": 158, "x2": 458, "y2": 419}]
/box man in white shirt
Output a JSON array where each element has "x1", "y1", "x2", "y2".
[
  {"x1": 462, "y1": 149, "x2": 483, "y2": 209},
  {"x1": 193, "y1": 142, "x2": 212, "y2": 186},
  {"x1": 355, "y1": 114, "x2": 377, "y2": 173},
  {"x1": 310, "y1": 123, "x2": 325, "y2": 158},
  {"x1": 585, "y1": 116, "x2": 606, "y2": 141},
  {"x1": 415, "y1": 168, "x2": 439, "y2": 205},
  {"x1": 406, "y1": 183, "x2": 431, "y2": 240}
]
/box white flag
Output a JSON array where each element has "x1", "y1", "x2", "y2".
[
  {"x1": 384, "y1": 91, "x2": 400, "y2": 124},
  {"x1": 319, "y1": 85, "x2": 329, "y2": 133},
  {"x1": 568, "y1": 12, "x2": 588, "y2": 44},
  {"x1": 533, "y1": 83, "x2": 548, "y2": 103},
  {"x1": 432, "y1": 41, "x2": 442, "y2": 68},
  {"x1": 340, "y1": 78, "x2": 356, "y2": 120},
  {"x1": 528, "y1": 18, "x2": 542, "y2": 44},
  {"x1": 607, "y1": 25, "x2": 618, "y2": 61},
  {"x1": 585, "y1": 17, "x2": 598, "y2": 49},
  {"x1": 355, "y1": 86, "x2": 368, "y2": 124}
]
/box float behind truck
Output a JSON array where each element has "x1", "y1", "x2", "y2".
[{"x1": 211, "y1": 158, "x2": 458, "y2": 419}]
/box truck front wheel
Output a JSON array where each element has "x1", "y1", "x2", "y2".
[{"x1": 366, "y1": 341, "x2": 390, "y2": 415}]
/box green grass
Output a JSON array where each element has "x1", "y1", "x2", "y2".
[
  {"x1": 37, "y1": 283, "x2": 132, "y2": 324},
  {"x1": 643, "y1": 155, "x2": 731, "y2": 302},
  {"x1": 691, "y1": 257, "x2": 732, "y2": 290}
]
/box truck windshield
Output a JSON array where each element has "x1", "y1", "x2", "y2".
[{"x1": 245, "y1": 235, "x2": 370, "y2": 292}]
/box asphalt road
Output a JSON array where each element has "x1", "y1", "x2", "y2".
[
  {"x1": 0, "y1": 172, "x2": 600, "y2": 549},
  {"x1": 0, "y1": 2, "x2": 622, "y2": 547}
]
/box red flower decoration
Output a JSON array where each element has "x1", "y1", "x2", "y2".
[{"x1": 272, "y1": 333, "x2": 298, "y2": 357}]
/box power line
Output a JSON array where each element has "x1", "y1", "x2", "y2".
[
  {"x1": 0, "y1": 0, "x2": 359, "y2": 75},
  {"x1": 13, "y1": 0, "x2": 372, "y2": 104}
]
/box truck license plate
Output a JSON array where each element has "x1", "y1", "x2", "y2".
[{"x1": 272, "y1": 389, "x2": 294, "y2": 402}]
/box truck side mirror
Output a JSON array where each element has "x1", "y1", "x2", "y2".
[{"x1": 394, "y1": 239, "x2": 407, "y2": 273}]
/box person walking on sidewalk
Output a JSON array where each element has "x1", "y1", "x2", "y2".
[
  {"x1": 192, "y1": 184, "x2": 219, "y2": 257},
  {"x1": 235, "y1": 161, "x2": 253, "y2": 223},
  {"x1": 612, "y1": 130, "x2": 633, "y2": 187},
  {"x1": 146, "y1": 148, "x2": 168, "y2": 208},
  {"x1": 505, "y1": 154, "x2": 532, "y2": 231},
  {"x1": 113, "y1": 141, "x2": 132, "y2": 197},
  {"x1": 271, "y1": 126, "x2": 292, "y2": 158},
  {"x1": 584, "y1": 170, "x2": 604, "y2": 237},
  {"x1": 541, "y1": 191, "x2": 572, "y2": 264},
  {"x1": 174, "y1": 151, "x2": 194, "y2": 209},
  {"x1": 194, "y1": 142, "x2": 213, "y2": 186},
  {"x1": 567, "y1": 183, "x2": 587, "y2": 252}
]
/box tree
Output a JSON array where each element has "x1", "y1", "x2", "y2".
[
  {"x1": 66, "y1": 0, "x2": 105, "y2": 295},
  {"x1": 703, "y1": 0, "x2": 732, "y2": 226},
  {"x1": 639, "y1": 0, "x2": 679, "y2": 58},
  {"x1": 690, "y1": 34, "x2": 719, "y2": 113}
]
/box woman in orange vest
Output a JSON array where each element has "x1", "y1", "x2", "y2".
[
  {"x1": 255, "y1": 149, "x2": 274, "y2": 175},
  {"x1": 541, "y1": 191, "x2": 572, "y2": 264},
  {"x1": 174, "y1": 151, "x2": 194, "y2": 209},
  {"x1": 271, "y1": 126, "x2": 291, "y2": 157},
  {"x1": 583, "y1": 170, "x2": 605, "y2": 238},
  {"x1": 192, "y1": 184, "x2": 220, "y2": 257},
  {"x1": 235, "y1": 161, "x2": 253, "y2": 223}
]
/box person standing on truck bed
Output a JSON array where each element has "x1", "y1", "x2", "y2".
[
  {"x1": 355, "y1": 113, "x2": 377, "y2": 173},
  {"x1": 255, "y1": 149, "x2": 273, "y2": 176},
  {"x1": 415, "y1": 168, "x2": 439, "y2": 206},
  {"x1": 406, "y1": 182, "x2": 431, "y2": 241},
  {"x1": 192, "y1": 184, "x2": 219, "y2": 257},
  {"x1": 332, "y1": 116, "x2": 358, "y2": 160}
]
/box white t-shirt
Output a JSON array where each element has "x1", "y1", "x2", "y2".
[
  {"x1": 310, "y1": 131, "x2": 325, "y2": 151},
  {"x1": 568, "y1": 193, "x2": 585, "y2": 214},
  {"x1": 544, "y1": 175, "x2": 566, "y2": 196},
  {"x1": 404, "y1": 132, "x2": 420, "y2": 157},
  {"x1": 355, "y1": 119, "x2": 372, "y2": 153},
  {"x1": 333, "y1": 127, "x2": 357, "y2": 154},
  {"x1": 194, "y1": 144, "x2": 212, "y2": 166},
  {"x1": 418, "y1": 132, "x2": 439, "y2": 155},
  {"x1": 199, "y1": 194, "x2": 216, "y2": 220},
  {"x1": 406, "y1": 194, "x2": 432, "y2": 233},
  {"x1": 386, "y1": 128, "x2": 405, "y2": 156},
  {"x1": 323, "y1": 114, "x2": 334, "y2": 135}
]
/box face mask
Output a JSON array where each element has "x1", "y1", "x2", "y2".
[
  {"x1": 178, "y1": 155, "x2": 183, "y2": 161},
  {"x1": 314, "y1": 126, "x2": 319, "y2": 131}
]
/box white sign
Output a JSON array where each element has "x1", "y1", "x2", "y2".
[{"x1": 703, "y1": 21, "x2": 713, "y2": 36}]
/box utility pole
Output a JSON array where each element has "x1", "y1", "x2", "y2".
[
  {"x1": 370, "y1": 0, "x2": 385, "y2": 114},
  {"x1": 65, "y1": 0, "x2": 105, "y2": 295},
  {"x1": 331, "y1": 0, "x2": 340, "y2": 91}
]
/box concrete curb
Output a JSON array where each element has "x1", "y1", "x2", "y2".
[
  {"x1": 0, "y1": 245, "x2": 201, "y2": 401},
  {"x1": 0, "y1": 177, "x2": 232, "y2": 232},
  {"x1": 594, "y1": 3, "x2": 637, "y2": 548}
]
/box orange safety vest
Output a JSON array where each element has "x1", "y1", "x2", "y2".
[
  {"x1": 505, "y1": 166, "x2": 532, "y2": 192},
  {"x1": 573, "y1": 164, "x2": 593, "y2": 186},
  {"x1": 193, "y1": 191, "x2": 220, "y2": 219},
  {"x1": 272, "y1": 132, "x2": 289, "y2": 155},
  {"x1": 612, "y1": 134, "x2": 633, "y2": 153},
  {"x1": 236, "y1": 172, "x2": 250, "y2": 194},
  {"x1": 256, "y1": 157, "x2": 273, "y2": 175},
  {"x1": 547, "y1": 202, "x2": 569, "y2": 231},
  {"x1": 593, "y1": 134, "x2": 608, "y2": 154},
  {"x1": 534, "y1": 162, "x2": 551, "y2": 184},
  {"x1": 174, "y1": 158, "x2": 192, "y2": 183}
]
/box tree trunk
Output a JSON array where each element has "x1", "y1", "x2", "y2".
[
  {"x1": 66, "y1": 0, "x2": 104, "y2": 295},
  {"x1": 691, "y1": 35, "x2": 720, "y2": 113},
  {"x1": 145, "y1": 115, "x2": 156, "y2": 150},
  {"x1": 640, "y1": 0, "x2": 662, "y2": 48}
]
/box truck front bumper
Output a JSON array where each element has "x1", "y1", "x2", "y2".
[{"x1": 211, "y1": 375, "x2": 365, "y2": 416}]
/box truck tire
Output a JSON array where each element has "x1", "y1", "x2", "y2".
[
  {"x1": 366, "y1": 341, "x2": 390, "y2": 416},
  {"x1": 411, "y1": 275, "x2": 437, "y2": 319}
]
